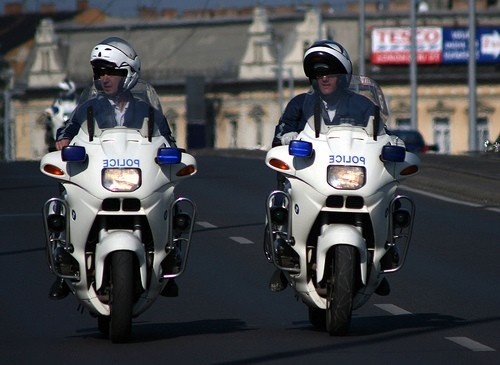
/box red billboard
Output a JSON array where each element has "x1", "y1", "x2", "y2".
[{"x1": 371, "y1": 27, "x2": 443, "y2": 65}]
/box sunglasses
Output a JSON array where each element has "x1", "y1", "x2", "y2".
[
  {"x1": 315, "y1": 74, "x2": 338, "y2": 80},
  {"x1": 93, "y1": 67, "x2": 127, "y2": 77}
]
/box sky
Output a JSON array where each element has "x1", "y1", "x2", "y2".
[{"x1": 0, "y1": 0, "x2": 341, "y2": 17}]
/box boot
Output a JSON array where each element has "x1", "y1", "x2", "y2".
[
  {"x1": 160, "y1": 279, "x2": 179, "y2": 297},
  {"x1": 48, "y1": 278, "x2": 70, "y2": 300},
  {"x1": 374, "y1": 277, "x2": 391, "y2": 296},
  {"x1": 269, "y1": 269, "x2": 288, "y2": 292}
]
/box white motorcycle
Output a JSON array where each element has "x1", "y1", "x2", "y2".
[
  {"x1": 41, "y1": 81, "x2": 197, "y2": 342},
  {"x1": 264, "y1": 75, "x2": 420, "y2": 335},
  {"x1": 43, "y1": 94, "x2": 77, "y2": 152}
]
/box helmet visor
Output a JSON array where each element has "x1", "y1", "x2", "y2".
[{"x1": 91, "y1": 60, "x2": 127, "y2": 78}]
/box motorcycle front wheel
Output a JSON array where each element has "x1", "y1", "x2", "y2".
[
  {"x1": 326, "y1": 245, "x2": 356, "y2": 336},
  {"x1": 109, "y1": 250, "x2": 135, "y2": 343}
]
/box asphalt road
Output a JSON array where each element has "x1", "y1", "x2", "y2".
[
  {"x1": 401, "y1": 152, "x2": 500, "y2": 207},
  {"x1": 0, "y1": 152, "x2": 499, "y2": 364},
  {"x1": 197, "y1": 149, "x2": 500, "y2": 207}
]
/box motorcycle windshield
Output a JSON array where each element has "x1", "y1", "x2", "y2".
[
  {"x1": 77, "y1": 79, "x2": 164, "y2": 138},
  {"x1": 305, "y1": 75, "x2": 389, "y2": 137}
]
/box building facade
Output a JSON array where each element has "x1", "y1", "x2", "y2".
[{"x1": 2, "y1": 1, "x2": 499, "y2": 159}]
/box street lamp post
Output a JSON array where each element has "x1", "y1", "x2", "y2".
[
  {"x1": 2, "y1": 68, "x2": 14, "y2": 161},
  {"x1": 468, "y1": 0, "x2": 477, "y2": 152},
  {"x1": 410, "y1": 0, "x2": 418, "y2": 130},
  {"x1": 358, "y1": 0, "x2": 366, "y2": 76}
]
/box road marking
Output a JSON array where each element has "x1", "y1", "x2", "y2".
[
  {"x1": 400, "y1": 186, "x2": 483, "y2": 208},
  {"x1": 196, "y1": 221, "x2": 217, "y2": 228},
  {"x1": 0, "y1": 213, "x2": 40, "y2": 218},
  {"x1": 374, "y1": 304, "x2": 413, "y2": 315},
  {"x1": 445, "y1": 337, "x2": 496, "y2": 352},
  {"x1": 229, "y1": 236, "x2": 254, "y2": 244}
]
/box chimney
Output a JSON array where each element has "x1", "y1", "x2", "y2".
[
  {"x1": 77, "y1": 0, "x2": 89, "y2": 11},
  {"x1": 138, "y1": 6, "x2": 159, "y2": 18},
  {"x1": 161, "y1": 8, "x2": 178, "y2": 19},
  {"x1": 4, "y1": 2, "x2": 24, "y2": 15},
  {"x1": 40, "y1": 3, "x2": 56, "y2": 14}
]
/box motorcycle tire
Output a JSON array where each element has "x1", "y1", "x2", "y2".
[
  {"x1": 109, "y1": 250, "x2": 135, "y2": 343},
  {"x1": 326, "y1": 245, "x2": 356, "y2": 336}
]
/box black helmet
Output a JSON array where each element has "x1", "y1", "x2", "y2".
[{"x1": 303, "y1": 40, "x2": 352, "y2": 82}]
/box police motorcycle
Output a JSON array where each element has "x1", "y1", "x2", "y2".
[
  {"x1": 264, "y1": 75, "x2": 420, "y2": 335},
  {"x1": 41, "y1": 80, "x2": 197, "y2": 342},
  {"x1": 42, "y1": 79, "x2": 78, "y2": 152}
]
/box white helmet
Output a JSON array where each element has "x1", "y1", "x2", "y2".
[
  {"x1": 303, "y1": 40, "x2": 352, "y2": 83},
  {"x1": 58, "y1": 79, "x2": 76, "y2": 96},
  {"x1": 90, "y1": 37, "x2": 141, "y2": 91}
]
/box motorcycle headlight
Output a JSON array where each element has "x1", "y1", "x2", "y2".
[
  {"x1": 102, "y1": 168, "x2": 141, "y2": 192},
  {"x1": 327, "y1": 166, "x2": 366, "y2": 190}
]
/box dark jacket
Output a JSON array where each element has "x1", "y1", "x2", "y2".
[
  {"x1": 273, "y1": 89, "x2": 375, "y2": 146},
  {"x1": 58, "y1": 92, "x2": 175, "y2": 145}
]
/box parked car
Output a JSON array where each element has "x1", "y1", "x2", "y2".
[{"x1": 389, "y1": 129, "x2": 439, "y2": 153}]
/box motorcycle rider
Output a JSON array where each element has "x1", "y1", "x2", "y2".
[
  {"x1": 55, "y1": 37, "x2": 175, "y2": 151},
  {"x1": 269, "y1": 40, "x2": 391, "y2": 295},
  {"x1": 43, "y1": 79, "x2": 77, "y2": 152},
  {"x1": 273, "y1": 39, "x2": 374, "y2": 147},
  {"x1": 49, "y1": 36, "x2": 179, "y2": 299}
]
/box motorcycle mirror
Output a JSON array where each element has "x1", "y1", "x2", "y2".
[
  {"x1": 289, "y1": 140, "x2": 313, "y2": 158},
  {"x1": 61, "y1": 145, "x2": 87, "y2": 162},
  {"x1": 157, "y1": 147, "x2": 182, "y2": 165},
  {"x1": 381, "y1": 145, "x2": 406, "y2": 163}
]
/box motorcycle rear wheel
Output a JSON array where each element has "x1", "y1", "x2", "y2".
[
  {"x1": 326, "y1": 245, "x2": 356, "y2": 336},
  {"x1": 109, "y1": 250, "x2": 135, "y2": 343}
]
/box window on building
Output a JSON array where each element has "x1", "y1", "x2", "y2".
[
  {"x1": 477, "y1": 117, "x2": 489, "y2": 150},
  {"x1": 254, "y1": 42, "x2": 264, "y2": 64},
  {"x1": 165, "y1": 108, "x2": 178, "y2": 141},
  {"x1": 230, "y1": 120, "x2": 238, "y2": 148},
  {"x1": 433, "y1": 117, "x2": 450, "y2": 154},
  {"x1": 42, "y1": 50, "x2": 50, "y2": 71},
  {"x1": 395, "y1": 118, "x2": 411, "y2": 129},
  {"x1": 249, "y1": 104, "x2": 264, "y2": 147}
]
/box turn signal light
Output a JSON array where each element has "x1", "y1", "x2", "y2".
[
  {"x1": 43, "y1": 164, "x2": 65, "y2": 176},
  {"x1": 176, "y1": 165, "x2": 196, "y2": 177},
  {"x1": 400, "y1": 165, "x2": 419, "y2": 176},
  {"x1": 269, "y1": 158, "x2": 289, "y2": 171}
]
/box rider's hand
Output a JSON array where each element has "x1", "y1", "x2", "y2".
[
  {"x1": 280, "y1": 132, "x2": 298, "y2": 145},
  {"x1": 55, "y1": 138, "x2": 71, "y2": 151}
]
